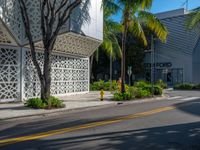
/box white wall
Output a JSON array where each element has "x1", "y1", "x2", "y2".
[{"x1": 70, "y1": 0, "x2": 103, "y2": 41}]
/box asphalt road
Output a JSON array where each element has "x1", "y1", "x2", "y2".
[{"x1": 1, "y1": 90, "x2": 200, "y2": 150}]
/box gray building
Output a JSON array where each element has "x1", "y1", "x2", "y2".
[{"x1": 144, "y1": 8, "x2": 200, "y2": 85}]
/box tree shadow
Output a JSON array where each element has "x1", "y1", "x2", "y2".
[
  {"x1": 1, "y1": 98, "x2": 200, "y2": 149},
  {"x1": 175, "y1": 98, "x2": 200, "y2": 117},
  {"x1": 0, "y1": 106, "x2": 30, "y2": 111},
  {"x1": 0, "y1": 114, "x2": 123, "y2": 141},
  {"x1": 2, "y1": 121, "x2": 200, "y2": 150}
]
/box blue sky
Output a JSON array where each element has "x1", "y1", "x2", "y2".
[{"x1": 112, "y1": 0, "x2": 200, "y2": 22}]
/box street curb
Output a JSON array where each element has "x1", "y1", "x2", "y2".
[
  {"x1": 0, "y1": 95, "x2": 168, "y2": 122},
  {"x1": 0, "y1": 103, "x2": 116, "y2": 122}
]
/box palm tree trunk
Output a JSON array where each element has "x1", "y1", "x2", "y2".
[{"x1": 121, "y1": 24, "x2": 128, "y2": 93}]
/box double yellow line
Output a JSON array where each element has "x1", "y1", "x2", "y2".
[{"x1": 0, "y1": 106, "x2": 176, "y2": 147}]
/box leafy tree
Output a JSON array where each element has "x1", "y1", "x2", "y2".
[
  {"x1": 113, "y1": 0, "x2": 168, "y2": 93},
  {"x1": 18, "y1": 0, "x2": 84, "y2": 100}
]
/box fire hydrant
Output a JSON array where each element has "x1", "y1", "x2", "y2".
[{"x1": 100, "y1": 89, "x2": 105, "y2": 101}]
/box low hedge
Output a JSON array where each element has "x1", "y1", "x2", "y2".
[
  {"x1": 114, "y1": 92, "x2": 132, "y2": 101},
  {"x1": 90, "y1": 80, "x2": 118, "y2": 91},
  {"x1": 143, "y1": 85, "x2": 163, "y2": 96},
  {"x1": 113, "y1": 81, "x2": 163, "y2": 101},
  {"x1": 156, "y1": 79, "x2": 168, "y2": 89},
  {"x1": 90, "y1": 80, "x2": 164, "y2": 101},
  {"x1": 134, "y1": 81, "x2": 163, "y2": 96},
  {"x1": 25, "y1": 96, "x2": 65, "y2": 109},
  {"x1": 174, "y1": 83, "x2": 200, "y2": 90}
]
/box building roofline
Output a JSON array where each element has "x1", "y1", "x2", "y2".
[
  {"x1": 155, "y1": 8, "x2": 190, "y2": 20},
  {"x1": 0, "y1": 17, "x2": 20, "y2": 46}
]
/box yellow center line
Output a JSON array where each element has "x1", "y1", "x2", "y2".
[{"x1": 0, "y1": 106, "x2": 176, "y2": 147}]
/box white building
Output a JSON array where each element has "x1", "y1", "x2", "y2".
[
  {"x1": 0, "y1": 0, "x2": 103, "y2": 102},
  {"x1": 144, "y1": 9, "x2": 200, "y2": 85}
]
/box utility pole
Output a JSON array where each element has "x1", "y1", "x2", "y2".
[
  {"x1": 185, "y1": 0, "x2": 189, "y2": 11},
  {"x1": 182, "y1": 0, "x2": 189, "y2": 11}
]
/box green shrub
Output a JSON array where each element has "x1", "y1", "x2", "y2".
[
  {"x1": 134, "y1": 81, "x2": 149, "y2": 88},
  {"x1": 47, "y1": 96, "x2": 65, "y2": 109},
  {"x1": 143, "y1": 85, "x2": 163, "y2": 96},
  {"x1": 156, "y1": 79, "x2": 167, "y2": 89},
  {"x1": 135, "y1": 88, "x2": 151, "y2": 98},
  {"x1": 113, "y1": 80, "x2": 163, "y2": 101},
  {"x1": 90, "y1": 80, "x2": 119, "y2": 91},
  {"x1": 114, "y1": 92, "x2": 132, "y2": 101},
  {"x1": 193, "y1": 84, "x2": 200, "y2": 90},
  {"x1": 111, "y1": 80, "x2": 119, "y2": 91},
  {"x1": 174, "y1": 83, "x2": 194, "y2": 90},
  {"x1": 25, "y1": 96, "x2": 65, "y2": 109},
  {"x1": 25, "y1": 98, "x2": 46, "y2": 109},
  {"x1": 128, "y1": 86, "x2": 137, "y2": 99},
  {"x1": 134, "y1": 80, "x2": 163, "y2": 96},
  {"x1": 153, "y1": 86, "x2": 163, "y2": 95},
  {"x1": 90, "y1": 80, "x2": 105, "y2": 91}
]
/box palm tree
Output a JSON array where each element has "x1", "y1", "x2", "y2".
[
  {"x1": 102, "y1": 1, "x2": 122, "y2": 61},
  {"x1": 187, "y1": 7, "x2": 200, "y2": 29},
  {"x1": 115, "y1": 0, "x2": 168, "y2": 93},
  {"x1": 90, "y1": 0, "x2": 122, "y2": 88}
]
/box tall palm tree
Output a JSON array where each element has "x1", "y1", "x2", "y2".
[
  {"x1": 187, "y1": 7, "x2": 200, "y2": 29},
  {"x1": 102, "y1": 0, "x2": 122, "y2": 61},
  {"x1": 90, "y1": 0, "x2": 122, "y2": 86},
  {"x1": 115, "y1": 0, "x2": 168, "y2": 93}
]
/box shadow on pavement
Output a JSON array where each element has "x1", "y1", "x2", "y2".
[
  {"x1": 2, "y1": 121, "x2": 200, "y2": 150},
  {"x1": 175, "y1": 98, "x2": 200, "y2": 117},
  {"x1": 1, "y1": 98, "x2": 200, "y2": 150}
]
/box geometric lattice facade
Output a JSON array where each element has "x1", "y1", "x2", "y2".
[
  {"x1": 0, "y1": 46, "x2": 90, "y2": 102},
  {"x1": 0, "y1": 0, "x2": 103, "y2": 102},
  {"x1": 0, "y1": 47, "x2": 20, "y2": 102},
  {"x1": 0, "y1": 26, "x2": 12, "y2": 44},
  {"x1": 23, "y1": 50, "x2": 89, "y2": 99},
  {"x1": 0, "y1": 0, "x2": 22, "y2": 43},
  {"x1": 0, "y1": 19, "x2": 18, "y2": 46},
  {"x1": 34, "y1": 32, "x2": 102, "y2": 57}
]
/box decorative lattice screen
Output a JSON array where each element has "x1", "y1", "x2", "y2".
[
  {"x1": 34, "y1": 32, "x2": 101, "y2": 57},
  {"x1": 0, "y1": 26, "x2": 11, "y2": 44},
  {"x1": 0, "y1": 0, "x2": 22, "y2": 42},
  {"x1": 23, "y1": 50, "x2": 89, "y2": 99},
  {"x1": 0, "y1": 47, "x2": 20, "y2": 101},
  {"x1": 0, "y1": 19, "x2": 18, "y2": 45}
]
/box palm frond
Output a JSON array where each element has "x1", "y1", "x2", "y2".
[
  {"x1": 138, "y1": 11, "x2": 168, "y2": 42},
  {"x1": 139, "y1": 0, "x2": 153, "y2": 9},
  {"x1": 102, "y1": 30, "x2": 122, "y2": 60},
  {"x1": 105, "y1": 18, "x2": 122, "y2": 32},
  {"x1": 102, "y1": 0, "x2": 120, "y2": 17},
  {"x1": 128, "y1": 17, "x2": 148, "y2": 46},
  {"x1": 187, "y1": 8, "x2": 200, "y2": 29}
]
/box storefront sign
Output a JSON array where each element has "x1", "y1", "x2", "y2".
[{"x1": 144, "y1": 62, "x2": 172, "y2": 68}]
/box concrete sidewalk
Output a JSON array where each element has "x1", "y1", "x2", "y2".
[
  {"x1": 0, "y1": 91, "x2": 168, "y2": 120},
  {"x1": 0, "y1": 92, "x2": 115, "y2": 120}
]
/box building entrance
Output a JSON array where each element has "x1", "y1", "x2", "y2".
[{"x1": 145, "y1": 68, "x2": 183, "y2": 86}]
